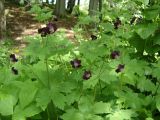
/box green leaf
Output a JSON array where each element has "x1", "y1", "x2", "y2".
[
  {"x1": 137, "y1": 76, "x2": 156, "y2": 93},
  {"x1": 100, "y1": 69, "x2": 118, "y2": 84},
  {"x1": 143, "y1": 0, "x2": 149, "y2": 6},
  {"x1": 156, "y1": 95, "x2": 160, "y2": 111},
  {"x1": 107, "y1": 109, "x2": 136, "y2": 120},
  {"x1": 129, "y1": 34, "x2": 145, "y2": 53},
  {"x1": 65, "y1": 91, "x2": 81, "y2": 105},
  {"x1": 36, "y1": 88, "x2": 51, "y2": 110},
  {"x1": 29, "y1": 4, "x2": 41, "y2": 14},
  {"x1": 153, "y1": 67, "x2": 160, "y2": 79},
  {"x1": 19, "y1": 80, "x2": 38, "y2": 108},
  {"x1": 59, "y1": 81, "x2": 77, "y2": 94},
  {"x1": 146, "y1": 118, "x2": 154, "y2": 120},
  {"x1": 83, "y1": 73, "x2": 99, "y2": 89},
  {"x1": 135, "y1": 23, "x2": 157, "y2": 39},
  {"x1": 125, "y1": 59, "x2": 146, "y2": 76},
  {"x1": 79, "y1": 41, "x2": 107, "y2": 62},
  {"x1": 78, "y1": 16, "x2": 94, "y2": 25},
  {"x1": 13, "y1": 103, "x2": 42, "y2": 120},
  {"x1": 78, "y1": 96, "x2": 93, "y2": 114},
  {"x1": 0, "y1": 92, "x2": 14, "y2": 115},
  {"x1": 61, "y1": 109, "x2": 84, "y2": 120},
  {"x1": 93, "y1": 101, "x2": 111, "y2": 114},
  {"x1": 23, "y1": 103, "x2": 42, "y2": 117},
  {"x1": 115, "y1": 91, "x2": 143, "y2": 109},
  {"x1": 86, "y1": 114, "x2": 103, "y2": 120},
  {"x1": 142, "y1": 95, "x2": 154, "y2": 107},
  {"x1": 51, "y1": 90, "x2": 66, "y2": 110},
  {"x1": 143, "y1": 5, "x2": 160, "y2": 20},
  {"x1": 153, "y1": 34, "x2": 160, "y2": 45},
  {"x1": 31, "y1": 62, "x2": 49, "y2": 87},
  {"x1": 101, "y1": 22, "x2": 114, "y2": 32},
  {"x1": 0, "y1": 66, "x2": 19, "y2": 84}
]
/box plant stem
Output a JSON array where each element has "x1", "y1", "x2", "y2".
[
  {"x1": 98, "y1": 79, "x2": 102, "y2": 94},
  {"x1": 45, "y1": 58, "x2": 50, "y2": 89},
  {"x1": 97, "y1": 61, "x2": 105, "y2": 94},
  {"x1": 47, "y1": 101, "x2": 58, "y2": 120},
  {"x1": 45, "y1": 36, "x2": 50, "y2": 89},
  {"x1": 93, "y1": 86, "x2": 97, "y2": 102}
]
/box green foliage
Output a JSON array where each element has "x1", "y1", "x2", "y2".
[
  {"x1": 0, "y1": 0, "x2": 160, "y2": 120},
  {"x1": 29, "y1": 4, "x2": 52, "y2": 22},
  {"x1": 0, "y1": 92, "x2": 14, "y2": 115}
]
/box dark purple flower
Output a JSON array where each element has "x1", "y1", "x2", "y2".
[
  {"x1": 70, "y1": 59, "x2": 81, "y2": 68},
  {"x1": 110, "y1": 51, "x2": 120, "y2": 59},
  {"x1": 38, "y1": 27, "x2": 50, "y2": 37},
  {"x1": 91, "y1": 35, "x2": 97, "y2": 40},
  {"x1": 10, "y1": 54, "x2": 18, "y2": 62},
  {"x1": 46, "y1": 23, "x2": 57, "y2": 33},
  {"x1": 38, "y1": 28, "x2": 42, "y2": 34},
  {"x1": 11, "y1": 67, "x2": 18, "y2": 75},
  {"x1": 38, "y1": 23, "x2": 57, "y2": 37},
  {"x1": 115, "y1": 64, "x2": 125, "y2": 73},
  {"x1": 41, "y1": 27, "x2": 50, "y2": 37},
  {"x1": 83, "y1": 70, "x2": 91, "y2": 80},
  {"x1": 114, "y1": 18, "x2": 121, "y2": 29},
  {"x1": 130, "y1": 16, "x2": 136, "y2": 25}
]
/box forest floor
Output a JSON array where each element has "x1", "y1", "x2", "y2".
[{"x1": 5, "y1": 2, "x2": 77, "y2": 50}]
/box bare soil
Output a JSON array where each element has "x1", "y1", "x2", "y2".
[{"x1": 6, "y1": 2, "x2": 77, "y2": 49}]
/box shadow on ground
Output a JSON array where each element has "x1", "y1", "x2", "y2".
[{"x1": 5, "y1": 1, "x2": 77, "y2": 48}]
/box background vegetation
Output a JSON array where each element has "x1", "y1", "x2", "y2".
[{"x1": 0, "y1": 0, "x2": 160, "y2": 120}]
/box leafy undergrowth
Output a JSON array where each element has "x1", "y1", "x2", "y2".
[{"x1": 0, "y1": 1, "x2": 160, "y2": 120}]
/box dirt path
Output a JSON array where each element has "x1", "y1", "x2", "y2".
[{"x1": 6, "y1": 2, "x2": 77, "y2": 49}]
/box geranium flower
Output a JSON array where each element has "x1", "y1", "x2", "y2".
[
  {"x1": 115, "y1": 64, "x2": 125, "y2": 73},
  {"x1": 38, "y1": 27, "x2": 50, "y2": 37},
  {"x1": 10, "y1": 54, "x2": 18, "y2": 62},
  {"x1": 38, "y1": 23, "x2": 57, "y2": 37},
  {"x1": 114, "y1": 18, "x2": 121, "y2": 29},
  {"x1": 110, "y1": 51, "x2": 120, "y2": 59},
  {"x1": 70, "y1": 59, "x2": 81, "y2": 68},
  {"x1": 91, "y1": 34, "x2": 97, "y2": 40},
  {"x1": 46, "y1": 23, "x2": 57, "y2": 33},
  {"x1": 11, "y1": 67, "x2": 18, "y2": 75},
  {"x1": 83, "y1": 70, "x2": 91, "y2": 80}
]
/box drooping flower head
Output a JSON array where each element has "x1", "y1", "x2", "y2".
[
  {"x1": 114, "y1": 17, "x2": 121, "y2": 29},
  {"x1": 110, "y1": 51, "x2": 120, "y2": 59},
  {"x1": 83, "y1": 70, "x2": 92, "y2": 80},
  {"x1": 70, "y1": 59, "x2": 81, "y2": 68},
  {"x1": 38, "y1": 22, "x2": 57, "y2": 37},
  {"x1": 11, "y1": 67, "x2": 18, "y2": 75},
  {"x1": 115, "y1": 64, "x2": 125, "y2": 73},
  {"x1": 10, "y1": 54, "x2": 18, "y2": 62},
  {"x1": 38, "y1": 27, "x2": 50, "y2": 37},
  {"x1": 91, "y1": 34, "x2": 97, "y2": 40},
  {"x1": 46, "y1": 23, "x2": 57, "y2": 33}
]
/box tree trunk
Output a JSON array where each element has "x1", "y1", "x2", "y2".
[
  {"x1": 46, "y1": 0, "x2": 49, "y2": 4},
  {"x1": 0, "y1": 0, "x2": 6, "y2": 40},
  {"x1": 89, "y1": 0, "x2": 99, "y2": 16},
  {"x1": 99, "y1": 0, "x2": 102, "y2": 21},
  {"x1": 51, "y1": 0, "x2": 54, "y2": 4},
  {"x1": 55, "y1": 0, "x2": 66, "y2": 17},
  {"x1": 77, "y1": 0, "x2": 80, "y2": 5},
  {"x1": 67, "y1": 0, "x2": 75, "y2": 14}
]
